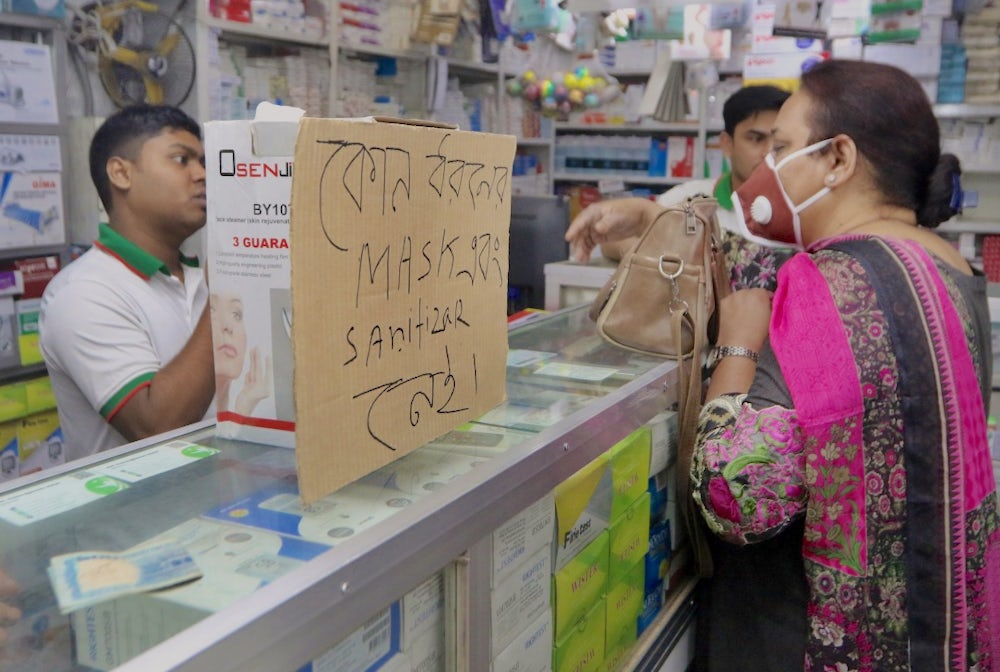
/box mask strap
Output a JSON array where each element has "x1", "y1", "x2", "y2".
[
  {"x1": 774, "y1": 137, "x2": 834, "y2": 171},
  {"x1": 793, "y1": 186, "x2": 831, "y2": 214}
]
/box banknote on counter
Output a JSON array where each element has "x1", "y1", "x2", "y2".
[{"x1": 48, "y1": 538, "x2": 202, "y2": 614}]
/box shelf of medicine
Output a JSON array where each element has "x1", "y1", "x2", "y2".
[
  {"x1": 202, "y1": 16, "x2": 329, "y2": 47},
  {"x1": 556, "y1": 121, "x2": 706, "y2": 133},
  {"x1": 938, "y1": 219, "x2": 1000, "y2": 235},
  {"x1": 338, "y1": 42, "x2": 429, "y2": 61},
  {"x1": 934, "y1": 104, "x2": 1000, "y2": 119},
  {"x1": 516, "y1": 137, "x2": 553, "y2": 147},
  {"x1": 553, "y1": 172, "x2": 687, "y2": 187},
  {"x1": 443, "y1": 58, "x2": 501, "y2": 77}
]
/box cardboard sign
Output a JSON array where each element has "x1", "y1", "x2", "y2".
[{"x1": 290, "y1": 118, "x2": 516, "y2": 503}]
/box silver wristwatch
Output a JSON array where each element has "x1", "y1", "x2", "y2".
[{"x1": 706, "y1": 345, "x2": 759, "y2": 370}]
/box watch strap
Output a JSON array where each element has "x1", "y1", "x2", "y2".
[{"x1": 714, "y1": 345, "x2": 759, "y2": 363}]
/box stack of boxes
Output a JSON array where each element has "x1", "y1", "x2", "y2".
[
  {"x1": 490, "y1": 495, "x2": 555, "y2": 672},
  {"x1": 638, "y1": 411, "x2": 678, "y2": 635},
  {"x1": 0, "y1": 375, "x2": 61, "y2": 482},
  {"x1": 550, "y1": 426, "x2": 652, "y2": 672}
]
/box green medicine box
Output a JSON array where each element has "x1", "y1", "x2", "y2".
[
  {"x1": 608, "y1": 492, "x2": 652, "y2": 585},
  {"x1": 608, "y1": 427, "x2": 652, "y2": 524},
  {"x1": 552, "y1": 530, "x2": 609, "y2": 644},
  {"x1": 606, "y1": 560, "x2": 645, "y2": 653},
  {"x1": 552, "y1": 597, "x2": 606, "y2": 672}
]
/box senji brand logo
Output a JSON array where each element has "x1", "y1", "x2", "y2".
[{"x1": 217, "y1": 149, "x2": 293, "y2": 178}]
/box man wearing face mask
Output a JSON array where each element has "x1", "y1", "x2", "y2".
[
  {"x1": 566, "y1": 85, "x2": 791, "y2": 292},
  {"x1": 691, "y1": 59, "x2": 998, "y2": 671}
]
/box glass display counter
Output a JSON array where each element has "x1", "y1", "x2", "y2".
[{"x1": 0, "y1": 306, "x2": 689, "y2": 672}]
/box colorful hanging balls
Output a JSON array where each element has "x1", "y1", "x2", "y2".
[
  {"x1": 554, "y1": 84, "x2": 569, "y2": 102},
  {"x1": 579, "y1": 75, "x2": 595, "y2": 91},
  {"x1": 542, "y1": 96, "x2": 557, "y2": 112},
  {"x1": 575, "y1": 66, "x2": 589, "y2": 79},
  {"x1": 593, "y1": 77, "x2": 607, "y2": 90},
  {"x1": 524, "y1": 83, "x2": 540, "y2": 101},
  {"x1": 559, "y1": 100, "x2": 572, "y2": 115},
  {"x1": 540, "y1": 80, "x2": 555, "y2": 98},
  {"x1": 522, "y1": 70, "x2": 536, "y2": 83},
  {"x1": 506, "y1": 79, "x2": 522, "y2": 96},
  {"x1": 584, "y1": 92, "x2": 600, "y2": 108},
  {"x1": 564, "y1": 73, "x2": 579, "y2": 89},
  {"x1": 568, "y1": 88, "x2": 584, "y2": 105}
]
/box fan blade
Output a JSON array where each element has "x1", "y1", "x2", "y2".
[{"x1": 156, "y1": 31, "x2": 180, "y2": 57}]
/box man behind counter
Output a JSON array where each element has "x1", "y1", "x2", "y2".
[
  {"x1": 39, "y1": 104, "x2": 216, "y2": 463},
  {"x1": 569, "y1": 85, "x2": 791, "y2": 291}
]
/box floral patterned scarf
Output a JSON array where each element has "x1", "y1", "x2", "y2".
[{"x1": 770, "y1": 236, "x2": 1000, "y2": 670}]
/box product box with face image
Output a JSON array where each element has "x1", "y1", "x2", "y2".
[{"x1": 72, "y1": 517, "x2": 335, "y2": 671}]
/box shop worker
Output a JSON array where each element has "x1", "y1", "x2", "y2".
[
  {"x1": 567, "y1": 85, "x2": 791, "y2": 291},
  {"x1": 40, "y1": 104, "x2": 215, "y2": 462}
]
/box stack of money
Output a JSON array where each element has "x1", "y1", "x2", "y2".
[{"x1": 48, "y1": 539, "x2": 203, "y2": 615}]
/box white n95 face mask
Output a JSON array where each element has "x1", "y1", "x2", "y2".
[{"x1": 732, "y1": 138, "x2": 834, "y2": 251}]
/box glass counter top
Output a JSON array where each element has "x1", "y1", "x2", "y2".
[{"x1": 0, "y1": 305, "x2": 677, "y2": 672}]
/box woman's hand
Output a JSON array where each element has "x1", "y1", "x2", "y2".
[
  {"x1": 234, "y1": 347, "x2": 272, "y2": 417},
  {"x1": 565, "y1": 198, "x2": 661, "y2": 263}
]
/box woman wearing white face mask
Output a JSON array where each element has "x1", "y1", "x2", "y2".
[{"x1": 690, "y1": 59, "x2": 1000, "y2": 671}]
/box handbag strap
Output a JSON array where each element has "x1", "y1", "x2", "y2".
[{"x1": 673, "y1": 271, "x2": 715, "y2": 577}]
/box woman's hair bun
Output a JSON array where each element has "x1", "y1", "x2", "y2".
[{"x1": 918, "y1": 153, "x2": 962, "y2": 228}]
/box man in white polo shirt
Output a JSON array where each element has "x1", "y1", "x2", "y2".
[{"x1": 39, "y1": 104, "x2": 215, "y2": 462}]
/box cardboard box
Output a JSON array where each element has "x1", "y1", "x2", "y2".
[
  {"x1": 553, "y1": 453, "x2": 612, "y2": 570},
  {"x1": 608, "y1": 428, "x2": 651, "y2": 523},
  {"x1": 0, "y1": 43, "x2": 59, "y2": 125},
  {"x1": 491, "y1": 546, "x2": 551, "y2": 657},
  {"x1": 552, "y1": 531, "x2": 609, "y2": 643},
  {"x1": 301, "y1": 603, "x2": 403, "y2": 672},
  {"x1": 15, "y1": 298, "x2": 41, "y2": 365},
  {"x1": 204, "y1": 105, "x2": 298, "y2": 448},
  {"x1": 552, "y1": 597, "x2": 605, "y2": 672},
  {"x1": 606, "y1": 561, "x2": 644, "y2": 652},
  {"x1": 402, "y1": 572, "x2": 444, "y2": 650},
  {"x1": 288, "y1": 115, "x2": 516, "y2": 504},
  {"x1": 0, "y1": 420, "x2": 17, "y2": 482},
  {"x1": 646, "y1": 410, "x2": 677, "y2": 475},
  {"x1": 16, "y1": 408, "x2": 62, "y2": 475},
  {"x1": 490, "y1": 608, "x2": 552, "y2": 672},
  {"x1": 492, "y1": 492, "x2": 554, "y2": 586},
  {"x1": 608, "y1": 492, "x2": 651, "y2": 585},
  {"x1": 0, "y1": 134, "x2": 64, "y2": 248},
  {"x1": 73, "y1": 517, "x2": 335, "y2": 670}
]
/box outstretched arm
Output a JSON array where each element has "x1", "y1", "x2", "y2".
[{"x1": 564, "y1": 198, "x2": 662, "y2": 263}]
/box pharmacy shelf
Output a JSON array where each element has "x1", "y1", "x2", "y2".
[
  {"x1": 516, "y1": 137, "x2": 553, "y2": 147},
  {"x1": 934, "y1": 104, "x2": 1000, "y2": 119},
  {"x1": 339, "y1": 42, "x2": 429, "y2": 61},
  {"x1": 553, "y1": 172, "x2": 686, "y2": 187},
  {"x1": 938, "y1": 219, "x2": 1000, "y2": 235},
  {"x1": 201, "y1": 15, "x2": 329, "y2": 47},
  {"x1": 444, "y1": 58, "x2": 501, "y2": 77},
  {"x1": 556, "y1": 121, "x2": 704, "y2": 134}
]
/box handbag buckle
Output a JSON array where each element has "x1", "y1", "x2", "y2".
[{"x1": 658, "y1": 256, "x2": 688, "y2": 314}]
